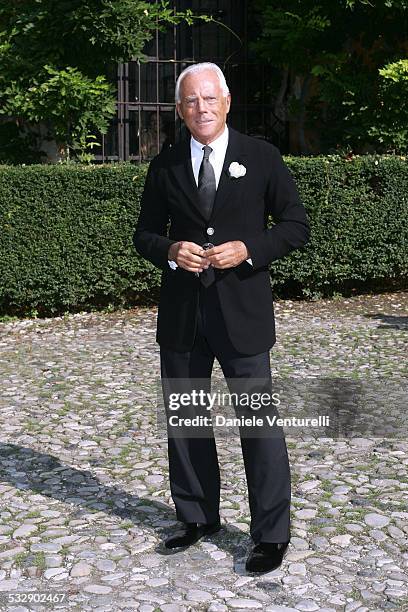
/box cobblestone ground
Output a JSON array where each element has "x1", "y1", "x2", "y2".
[{"x1": 0, "y1": 292, "x2": 407, "y2": 612}]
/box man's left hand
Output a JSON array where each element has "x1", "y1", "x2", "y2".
[{"x1": 203, "y1": 241, "x2": 249, "y2": 269}]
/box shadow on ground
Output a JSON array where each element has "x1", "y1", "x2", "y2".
[
  {"x1": 364, "y1": 313, "x2": 408, "y2": 329},
  {"x1": 0, "y1": 443, "x2": 251, "y2": 573}
]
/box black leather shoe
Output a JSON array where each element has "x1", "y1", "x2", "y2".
[
  {"x1": 245, "y1": 540, "x2": 289, "y2": 573},
  {"x1": 164, "y1": 520, "x2": 222, "y2": 549}
]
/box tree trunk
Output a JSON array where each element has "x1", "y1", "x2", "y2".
[
  {"x1": 274, "y1": 66, "x2": 289, "y2": 123},
  {"x1": 298, "y1": 73, "x2": 312, "y2": 155}
]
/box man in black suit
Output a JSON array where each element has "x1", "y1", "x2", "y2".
[{"x1": 133, "y1": 62, "x2": 310, "y2": 572}]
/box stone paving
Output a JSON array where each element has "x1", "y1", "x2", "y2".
[{"x1": 0, "y1": 291, "x2": 407, "y2": 612}]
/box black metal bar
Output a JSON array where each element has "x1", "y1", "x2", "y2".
[
  {"x1": 93, "y1": 0, "x2": 289, "y2": 163},
  {"x1": 124, "y1": 62, "x2": 129, "y2": 161}
]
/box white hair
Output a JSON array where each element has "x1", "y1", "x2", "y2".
[{"x1": 175, "y1": 62, "x2": 230, "y2": 103}]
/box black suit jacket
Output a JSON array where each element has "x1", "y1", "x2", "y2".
[{"x1": 133, "y1": 126, "x2": 310, "y2": 354}]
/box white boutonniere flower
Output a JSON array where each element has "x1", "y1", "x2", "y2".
[{"x1": 228, "y1": 161, "x2": 247, "y2": 178}]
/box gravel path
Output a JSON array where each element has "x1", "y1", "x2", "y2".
[{"x1": 0, "y1": 291, "x2": 407, "y2": 611}]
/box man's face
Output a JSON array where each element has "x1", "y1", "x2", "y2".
[{"x1": 176, "y1": 69, "x2": 231, "y2": 145}]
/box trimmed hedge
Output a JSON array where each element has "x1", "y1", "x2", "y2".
[
  {"x1": 0, "y1": 156, "x2": 407, "y2": 317},
  {"x1": 273, "y1": 155, "x2": 408, "y2": 299}
]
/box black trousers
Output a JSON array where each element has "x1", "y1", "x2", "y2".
[{"x1": 160, "y1": 283, "x2": 291, "y2": 544}]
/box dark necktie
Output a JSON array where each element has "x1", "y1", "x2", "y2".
[
  {"x1": 198, "y1": 145, "x2": 216, "y2": 220},
  {"x1": 198, "y1": 145, "x2": 216, "y2": 287}
]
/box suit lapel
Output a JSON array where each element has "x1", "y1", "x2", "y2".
[
  {"x1": 170, "y1": 138, "x2": 205, "y2": 219},
  {"x1": 210, "y1": 127, "x2": 247, "y2": 222}
]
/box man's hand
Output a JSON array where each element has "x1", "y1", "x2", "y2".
[
  {"x1": 168, "y1": 241, "x2": 210, "y2": 273},
  {"x1": 203, "y1": 241, "x2": 249, "y2": 269}
]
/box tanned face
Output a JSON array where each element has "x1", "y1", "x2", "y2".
[{"x1": 176, "y1": 69, "x2": 231, "y2": 145}]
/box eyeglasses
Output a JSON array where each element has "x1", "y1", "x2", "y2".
[
  {"x1": 202, "y1": 242, "x2": 214, "y2": 251},
  {"x1": 195, "y1": 243, "x2": 214, "y2": 277},
  {"x1": 184, "y1": 97, "x2": 219, "y2": 108}
]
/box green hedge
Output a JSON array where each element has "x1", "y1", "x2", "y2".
[
  {"x1": 0, "y1": 156, "x2": 407, "y2": 317},
  {"x1": 273, "y1": 155, "x2": 408, "y2": 299}
]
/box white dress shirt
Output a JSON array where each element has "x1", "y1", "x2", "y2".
[
  {"x1": 168, "y1": 125, "x2": 252, "y2": 268},
  {"x1": 190, "y1": 124, "x2": 229, "y2": 189}
]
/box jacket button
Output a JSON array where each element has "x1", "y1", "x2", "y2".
[{"x1": 207, "y1": 227, "x2": 215, "y2": 236}]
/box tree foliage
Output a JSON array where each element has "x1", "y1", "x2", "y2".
[
  {"x1": 0, "y1": 0, "x2": 207, "y2": 161},
  {"x1": 251, "y1": 0, "x2": 408, "y2": 153}
]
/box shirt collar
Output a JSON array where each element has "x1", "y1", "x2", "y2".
[{"x1": 190, "y1": 124, "x2": 229, "y2": 157}]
